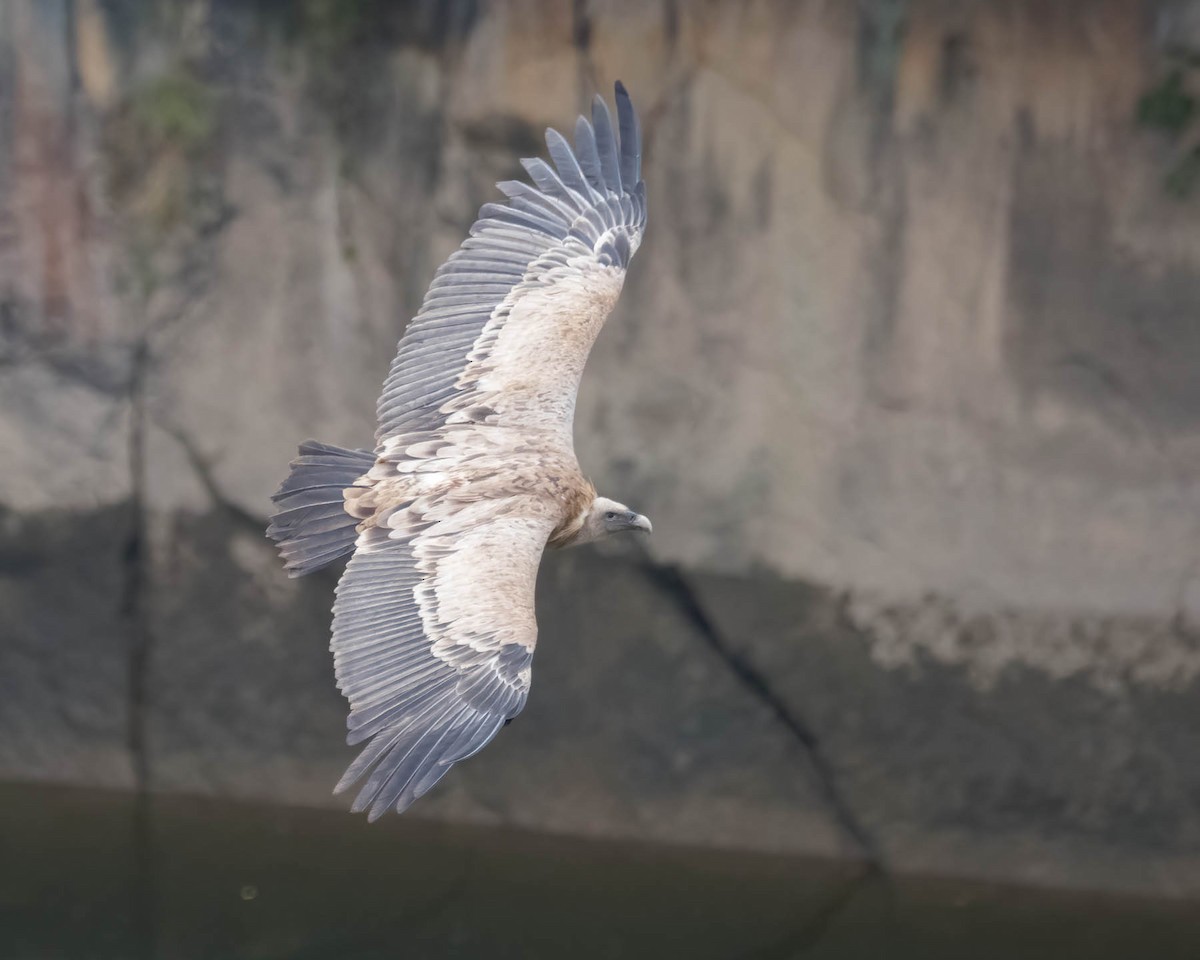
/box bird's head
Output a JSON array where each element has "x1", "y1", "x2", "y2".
[{"x1": 581, "y1": 496, "x2": 652, "y2": 542}]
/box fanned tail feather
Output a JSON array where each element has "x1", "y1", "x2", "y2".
[{"x1": 267, "y1": 440, "x2": 376, "y2": 577}]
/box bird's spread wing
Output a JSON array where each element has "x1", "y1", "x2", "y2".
[
  {"x1": 375, "y1": 82, "x2": 646, "y2": 447},
  {"x1": 327, "y1": 84, "x2": 646, "y2": 818},
  {"x1": 332, "y1": 495, "x2": 559, "y2": 820}
]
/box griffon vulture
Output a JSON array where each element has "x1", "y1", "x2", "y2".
[{"x1": 267, "y1": 83, "x2": 649, "y2": 820}]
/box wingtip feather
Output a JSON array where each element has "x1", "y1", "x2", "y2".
[{"x1": 614, "y1": 80, "x2": 641, "y2": 187}]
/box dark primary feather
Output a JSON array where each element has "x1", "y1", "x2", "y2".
[
  {"x1": 573, "y1": 116, "x2": 604, "y2": 192},
  {"x1": 615, "y1": 80, "x2": 641, "y2": 190},
  {"x1": 591, "y1": 94, "x2": 622, "y2": 192},
  {"x1": 546, "y1": 127, "x2": 595, "y2": 201},
  {"x1": 330, "y1": 533, "x2": 533, "y2": 821},
  {"x1": 374, "y1": 82, "x2": 647, "y2": 442}
]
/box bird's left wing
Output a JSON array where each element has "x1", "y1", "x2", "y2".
[
  {"x1": 331, "y1": 494, "x2": 558, "y2": 820},
  {"x1": 375, "y1": 82, "x2": 646, "y2": 448}
]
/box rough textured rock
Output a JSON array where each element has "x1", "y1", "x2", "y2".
[
  {"x1": 575, "y1": 1, "x2": 1200, "y2": 622},
  {"x1": 140, "y1": 503, "x2": 352, "y2": 805},
  {"x1": 3, "y1": 0, "x2": 1200, "y2": 898},
  {"x1": 690, "y1": 569, "x2": 1200, "y2": 895},
  {"x1": 0, "y1": 505, "x2": 135, "y2": 789}
]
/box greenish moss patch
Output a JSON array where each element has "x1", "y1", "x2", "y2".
[
  {"x1": 1138, "y1": 70, "x2": 1195, "y2": 136},
  {"x1": 1138, "y1": 52, "x2": 1200, "y2": 199},
  {"x1": 128, "y1": 68, "x2": 216, "y2": 152}
]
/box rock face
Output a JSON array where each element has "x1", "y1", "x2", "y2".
[{"x1": 3, "y1": 0, "x2": 1200, "y2": 897}]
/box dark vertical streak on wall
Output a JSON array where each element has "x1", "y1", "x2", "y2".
[
  {"x1": 572, "y1": 0, "x2": 592, "y2": 51},
  {"x1": 121, "y1": 324, "x2": 155, "y2": 960},
  {"x1": 0, "y1": 1, "x2": 15, "y2": 269},
  {"x1": 855, "y1": 0, "x2": 911, "y2": 409},
  {"x1": 573, "y1": 0, "x2": 596, "y2": 106}
]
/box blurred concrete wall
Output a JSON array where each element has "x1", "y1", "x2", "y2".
[{"x1": 4, "y1": 0, "x2": 1200, "y2": 897}]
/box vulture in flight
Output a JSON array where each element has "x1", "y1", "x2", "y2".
[{"x1": 267, "y1": 83, "x2": 649, "y2": 820}]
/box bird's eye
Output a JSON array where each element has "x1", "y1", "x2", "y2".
[{"x1": 605, "y1": 512, "x2": 616, "y2": 521}]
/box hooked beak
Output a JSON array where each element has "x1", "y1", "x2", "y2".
[{"x1": 627, "y1": 512, "x2": 653, "y2": 535}]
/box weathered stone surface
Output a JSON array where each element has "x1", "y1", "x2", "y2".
[
  {"x1": 0, "y1": 504, "x2": 134, "y2": 789},
  {"x1": 572, "y1": 1, "x2": 1200, "y2": 622},
  {"x1": 0, "y1": 362, "x2": 132, "y2": 513},
  {"x1": 141, "y1": 505, "x2": 351, "y2": 804},
  {"x1": 691, "y1": 569, "x2": 1200, "y2": 896},
  {"x1": 0, "y1": 1, "x2": 136, "y2": 790},
  {"x1": 3, "y1": 0, "x2": 1200, "y2": 899}
]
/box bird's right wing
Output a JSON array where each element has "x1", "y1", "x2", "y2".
[
  {"x1": 375, "y1": 82, "x2": 646, "y2": 448},
  {"x1": 331, "y1": 494, "x2": 559, "y2": 820}
]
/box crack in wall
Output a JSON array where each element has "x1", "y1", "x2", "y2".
[
  {"x1": 153, "y1": 409, "x2": 892, "y2": 885},
  {"x1": 115, "y1": 175, "x2": 158, "y2": 960},
  {"x1": 121, "y1": 329, "x2": 157, "y2": 960},
  {"x1": 114, "y1": 179, "x2": 229, "y2": 960},
  {"x1": 121, "y1": 335, "x2": 149, "y2": 797},
  {"x1": 160, "y1": 419, "x2": 273, "y2": 538},
  {"x1": 629, "y1": 542, "x2": 887, "y2": 875}
]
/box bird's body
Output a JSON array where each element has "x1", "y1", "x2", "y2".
[
  {"x1": 345, "y1": 426, "x2": 596, "y2": 546},
  {"x1": 267, "y1": 83, "x2": 649, "y2": 820}
]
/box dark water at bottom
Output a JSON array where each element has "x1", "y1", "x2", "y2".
[{"x1": 1, "y1": 782, "x2": 1198, "y2": 959}]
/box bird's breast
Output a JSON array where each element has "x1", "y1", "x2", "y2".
[{"x1": 358, "y1": 430, "x2": 588, "y2": 539}]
